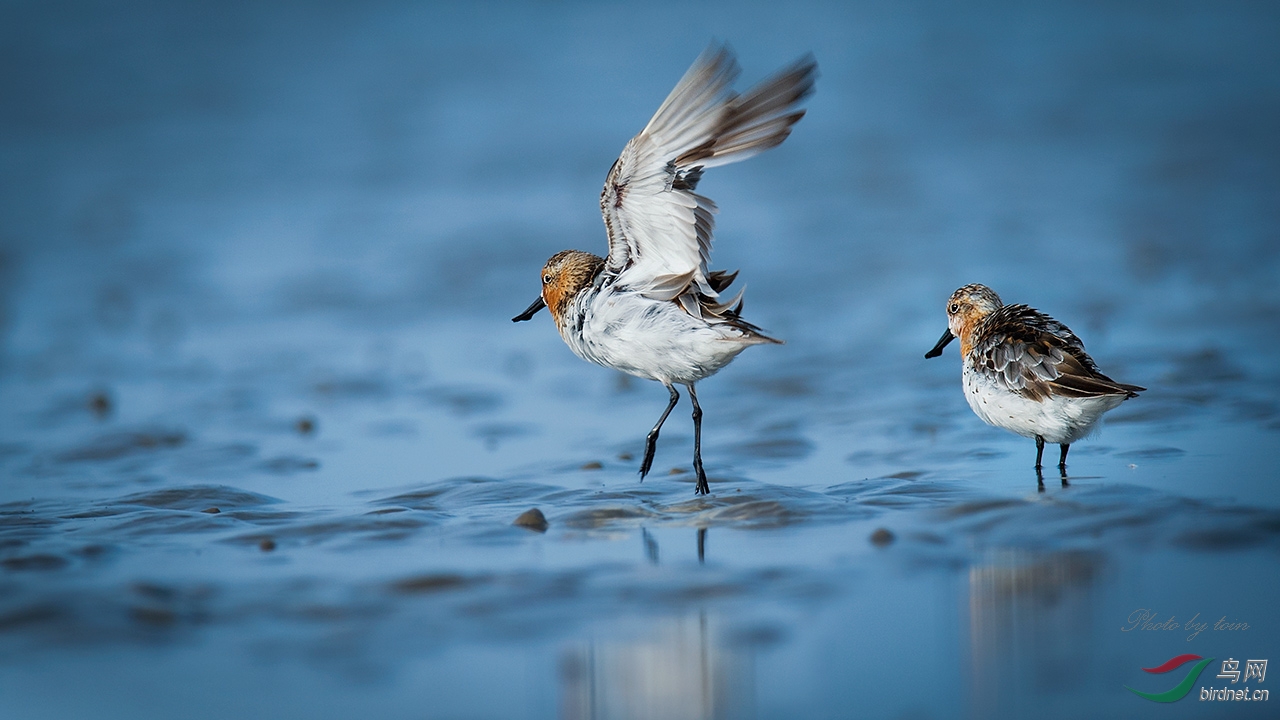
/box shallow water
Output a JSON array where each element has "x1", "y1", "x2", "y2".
[{"x1": 2, "y1": 2, "x2": 1279, "y2": 718}]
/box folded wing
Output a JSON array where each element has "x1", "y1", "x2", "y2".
[
  {"x1": 973, "y1": 305, "x2": 1145, "y2": 401},
  {"x1": 600, "y1": 45, "x2": 816, "y2": 310}
]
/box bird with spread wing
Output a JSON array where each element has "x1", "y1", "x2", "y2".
[{"x1": 513, "y1": 45, "x2": 817, "y2": 495}]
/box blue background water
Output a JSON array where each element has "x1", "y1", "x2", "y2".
[{"x1": 2, "y1": 2, "x2": 1278, "y2": 718}]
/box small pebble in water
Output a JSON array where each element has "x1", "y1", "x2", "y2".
[
  {"x1": 668, "y1": 467, "x2": 686, "y2": 475},
  {"x1": 870, "y1": 528, "x2": 895, "y2": 547},
  {"x1": 258, "y1": 538, "x2": 276, "y2": 552},
  {"x1": 88, "y1": 391, "x2": 112, "y2": 418},
  {"x1": 513, "y1": 508, "x2": 548, "y2": 532},
  {"x1": 131, "y1": 607, "x2": 176, "y2": 627},
  {"x1": 296, "y1": 416, "x2": 317, "y2": 435},
  {"x1": 580, "y1": 461, "x2": 603, "y2": 470},
  {"x1": 201, "y1": 507, "x2": 221, "y2": 514},
  {"x1": 617, "y1": 452, "x2": 633, "y2": 461}
]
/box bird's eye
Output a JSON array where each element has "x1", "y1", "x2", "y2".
[
  {"x1": 948, "y1": 303, "x2": 960, "y2": 314},
  {"x1": 543, "y1": 274, "x2": 552, "y2": 285}
]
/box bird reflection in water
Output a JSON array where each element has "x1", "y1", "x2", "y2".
[
  {"x1": 1035, "y1": 464, "x2": 1070, "y2": 491},
  {"x1": 640, "y1": 528, "x2": 707, "y2": 566},
  {"x1": 560, "y1": 528, "x2": 752, "y2": 719},
  {"x1": 642, "y1": 529, "x2": 660, "y2": 565},
  {"x1": 966, "y1": 549, "x2": 1102, "y2": 717}
]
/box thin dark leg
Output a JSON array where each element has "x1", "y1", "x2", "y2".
[
  {"x1": 1059, "y1": 463, "x2": 1070, "y2": 488},
  {"x1": 1058, "y1": 443, "x2": 1070, "y2": 470},
  {"x1": 1036, "y1": 464, "x2": 1045, "y2": 491},
  {"x1": 688, "y1": 384, "x2": 709, "y2": 495},
  {"x1": 697, "y1": 527, "x2": 707, "y2": 564},
  {"x1": 1034, "y1": 435, "x2": 1045, "y2": 470},
  {"x1": 639, "y1": 384, "x2": 680, "y2": 481}
]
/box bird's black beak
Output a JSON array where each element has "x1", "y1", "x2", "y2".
[
  {"x1": 511, "y1": 296, "x2": 546, "y2": 322},
  {"x1": 924, "y1": 328, "x2": 954, "y2": 359}
]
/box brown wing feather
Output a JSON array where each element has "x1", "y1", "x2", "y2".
[
  {"x1": 706, "y1": 269, "x2": 738, "y2": 294},
  {"x1": 972, "y1": 305, "x2": 1142, "y2": 401}
]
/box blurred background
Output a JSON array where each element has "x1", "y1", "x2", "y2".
[{"x1": 1, "y1": 1, "x2": 1278, "y2": 718}]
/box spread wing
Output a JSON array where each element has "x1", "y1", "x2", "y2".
[
  {"x1": 972, "y1": 305, "x2": 1145, "y2": 401},
  {"x1": 600, "y1": 45, "x2": 816, "y2": 309}
]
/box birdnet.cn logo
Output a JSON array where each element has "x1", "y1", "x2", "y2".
[{"x1": 1126, "y1": 654, "x2": 1268, "y2": 703}]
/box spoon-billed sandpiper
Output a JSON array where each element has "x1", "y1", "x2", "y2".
[
  {"x1": 513, "y1": 45, "x2": 817, "y2": 495},
  {"x1": 925, "y1": 283, "x2": 1143, "y2": 483}
]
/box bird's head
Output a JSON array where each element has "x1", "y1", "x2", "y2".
[
  {"x1": 925, "y1": 283, "x2": 1003, "y2": 359},
  {"x1": 512, "y1": 250, "x2": 605, "y2": 325}
]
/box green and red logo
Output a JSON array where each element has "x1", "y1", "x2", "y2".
[{"x1": 1126, "y1": 654, "x2": 1215, "y2": 702}]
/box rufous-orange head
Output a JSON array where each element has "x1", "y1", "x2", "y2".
[
  {"x1": 924, "y1": 283, "x2": 1003, "y2": 359},
  {"x1": 511, "y1": 250, "x2": 605, "y2": 326}
]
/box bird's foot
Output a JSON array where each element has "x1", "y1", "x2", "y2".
[
  {"x1": 694, "y1": 465, "x2": 710, "y2": 495},
  {"x1": 638, "y1": 434, "x2": 659, "y2": 481}
]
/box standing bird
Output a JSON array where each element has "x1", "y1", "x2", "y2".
[
  {"x1": 924, "y1": 284, "x2": 1143, "y2": 481},
  {"x1": 512, "y1": 46, "x2": 816, "y2": 495}
]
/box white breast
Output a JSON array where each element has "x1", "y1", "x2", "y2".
[
  {"x1": 560, "y1": 286, "x2": 756, "y2": 385},
  {"x1": 961, "y1": 364, "x2": 1127, "y2": 444}
]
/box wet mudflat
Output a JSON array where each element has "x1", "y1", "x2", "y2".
[{"x1": 2, "y1": 2, "x2": 1279, "y2": 719}]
